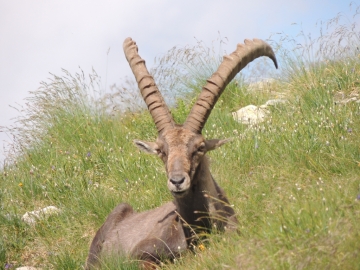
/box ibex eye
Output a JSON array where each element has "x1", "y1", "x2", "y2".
[
  {"x1": 197, "y1": 144, "x2": 205, "y2": 152},
  {"x1": 157, "y1": 149, "x2": 166, "y2": 157}
]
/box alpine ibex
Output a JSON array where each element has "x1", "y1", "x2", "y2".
[{"x1": 86, "y1": 37, "x2": 278, "y2": 269}]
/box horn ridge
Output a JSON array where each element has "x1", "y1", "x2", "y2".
[{"x1": 123, "y1": 38, "x2": 175, "y2": 133}]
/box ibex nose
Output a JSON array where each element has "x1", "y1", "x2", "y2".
[{"x1": 170, "y1": 177, "x2": 185, "y2": 188}]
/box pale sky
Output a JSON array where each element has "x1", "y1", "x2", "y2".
[{"x1": 0, "y1": 0, "x2": 356, "y2": 162}]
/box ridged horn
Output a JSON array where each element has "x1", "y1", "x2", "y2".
[
  {"x1": 123, "y1": 37, "x2": 175, "y2": 133},
  {"x1": 183, "y1": 38, "x2": 278, "y2": 133}
]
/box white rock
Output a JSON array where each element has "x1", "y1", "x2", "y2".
[
  {"x1": 21, "y1": 206, "x2": 61, "y2": 225},
  {"x1": 16, "y1": 267, "x2": 39, "y2": 270},
  {"x1": 232, "y1": 105, "x2": 269, "y2": 125},
  {"x1": 336, "y1": 97, "x2": 358, "y2": 104},
  {"x1": 264, "y1": 99, "x2": 288, "y2": 106}
]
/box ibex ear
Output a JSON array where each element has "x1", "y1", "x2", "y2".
[
  {"x1": 205, "y1": 138, "x2": 232, "y2": 151},
  {"x1": 134, "y1": 140, "x2": 158, "y2": 155}
]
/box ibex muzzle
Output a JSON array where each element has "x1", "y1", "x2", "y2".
[{"x1": 86, "y1": 37, "x2": 278, "y2": 269}]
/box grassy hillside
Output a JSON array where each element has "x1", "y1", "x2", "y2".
[{"x1": 1, "y1": 11, "x2": 360, "y2": 270}]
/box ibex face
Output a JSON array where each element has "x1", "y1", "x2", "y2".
[{"x1": 134, "y1": 127, "x2": 230, "y2": 196}]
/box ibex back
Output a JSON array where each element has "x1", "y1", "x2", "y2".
[{"x1": 85, "y1": 37, "x2": 278, "y2": 269}]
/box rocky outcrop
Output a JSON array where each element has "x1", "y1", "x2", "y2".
[
  {"x1": 21, "y1": 206, "x2": 61, "y2": 225},
  {"x1": 232, "y1": 99, "x2": 287, "y2": 125}
]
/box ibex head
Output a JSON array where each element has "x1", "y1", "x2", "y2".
[
  {"x1": 123, "y1": 37, "x2": 277, "y2": 197},
  {"x1": 134, "y1": 128, "x2": 230, "y2": 197}
]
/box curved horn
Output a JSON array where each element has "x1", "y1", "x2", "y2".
[
  {"x1": 183, "y1": 38, "x2": 278, "y2": 133},
  {"x1": 123, "y1": 37, "x2": 175, "y2": 133}
]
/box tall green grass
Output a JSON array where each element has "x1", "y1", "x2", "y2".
[{"x1": 1, "y1": 6, "x2": 360, "y2": 270}]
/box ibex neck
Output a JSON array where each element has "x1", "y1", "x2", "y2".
[{"x1": 173, "y1": 157, "x2": 218, "y2": 231}]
